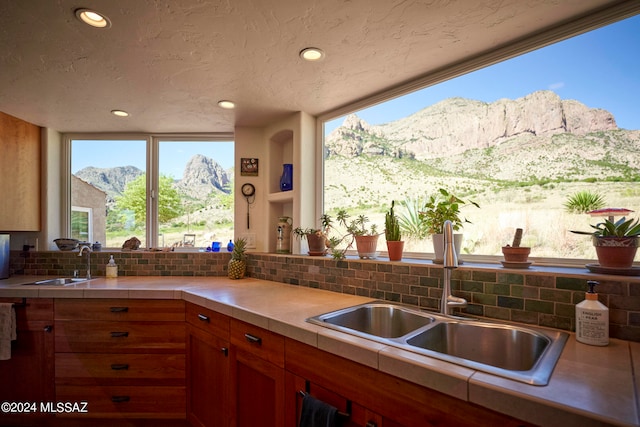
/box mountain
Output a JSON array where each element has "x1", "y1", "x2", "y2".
[
  {"x1": 174, "y1": 154, "x2": 231, "y2": 199},
  {"x1": 325, "y1": 90, "x2": 618, "y2": 161},
  {"x1": 74, "y1": 155, "x2": 231, "y2": 204},
  {"x1": 74, "y1": 165, "x2": 143, "y2": 202}
]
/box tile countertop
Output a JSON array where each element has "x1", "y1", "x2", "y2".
[{"x1": 0, "y1": 275, "x2": 637, "y2": 427}]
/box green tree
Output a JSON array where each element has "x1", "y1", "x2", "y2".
[{"x1": 115, "y1": 174, "x2": 183, "y2": 225}]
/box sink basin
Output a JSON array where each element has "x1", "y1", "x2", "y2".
[
  {"x1": 308, "y1": 302, "x2": 568, "y2": 385},
  {"x1": 24, "y1": 277, "x2": 90, "y2": 286},
  {"x1": 308, "y1": 302, "x2": 435, "y2": 338},
  {"x1": 406, "y1": 321, "x2": 549, "y2": 371}
]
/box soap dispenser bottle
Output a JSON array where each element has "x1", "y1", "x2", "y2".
[
  {"x1": 576, "y1": 280, "x2": 609, "y2": 346},
  {"x1": 106, "y1": 255, "x2": 118, "y2": 278}
]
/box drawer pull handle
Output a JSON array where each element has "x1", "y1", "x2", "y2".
[
  {"x1": 110, "y1": 364, "x2": 129, "y2": 370},
  {"x1": 221, "y1": 347, "x2": 228, "y2": 357},
  {"x1": 110, "y1": 331, "x2": 129, "y2": 338},
  {"x1": 111, "y1": 396, "x2": 130, "y2": 403},
  {"x1": 197, "y1": 313, "x2": 210, "y2": 322},
  {"x1": 110, "y1": 307, "x2": 129, "y2": 313},
  {"x1": 244, "y1": 333, "x2": 262, "y2": 345},
  {"x1": 43, "y1": 325, "x2": 52, "y2": 333},
  {"x1": 366, "y1": 422, "x2": 378, "y2": 427}
]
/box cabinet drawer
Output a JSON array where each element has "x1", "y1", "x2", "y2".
[
  {"x1": 55, "y1": 321, "x2": 185, "y2": 353},
  {"x1": 55, "y1": 385, "x2": 185, "y2": 418},
  {"x1": 55, "y1": 299, "x2": 185, "y2": 321},
  {"x1": 56, "y1": 353, "x2": 185, "y2": 386},
  {"x1": 230, "y1": 319, "x2": 284, "y2": 368},
  {"x1": 185, "y1": 302, "x2": 230, "y2": 339}
]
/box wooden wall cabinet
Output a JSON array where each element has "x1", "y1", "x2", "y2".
[
  {"x1": 185, "y1": 302, "x2": 231, "y2": 427},
  {"x1": 0, "y1": 111, "x2": 41, "y2": 231},
  {"x1": 54, "y1": 299, "x2": 186, "y2": 422},
  {"x1": 0, "y1": 298, "x2": 54, "y2": 427}
]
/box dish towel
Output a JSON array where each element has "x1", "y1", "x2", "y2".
[
  {"x1": 299, "y1": 393, "x2": 339, "y2": 427},
  {"x1": 0, "y1": 303, "x2": 17, "y2": 360}
]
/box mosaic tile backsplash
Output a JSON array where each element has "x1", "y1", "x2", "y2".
[{"x1": 10, "y1": 250, "x2": 640, "y2": 342}]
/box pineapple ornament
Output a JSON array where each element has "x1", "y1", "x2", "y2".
[{"x1": 228, "y1": 238, "x2": 247, "y2": 279}]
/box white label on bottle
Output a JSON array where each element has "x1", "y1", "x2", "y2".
[{"x1": 577, "y1": 309, "x2": 608, "y2": 345}]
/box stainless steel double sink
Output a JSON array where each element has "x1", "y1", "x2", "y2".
[
  {"x1": 307, "y1": 302, "x2": 568, "y2": 385},
  {"x1": 23, "y1": 277, "x2": 92, "y2": 286}
]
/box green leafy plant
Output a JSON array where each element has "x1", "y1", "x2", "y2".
[
  {"x1": 418, "y1": 188, "x2": 480, "y2": 235},
  {"x1": 564, "y1": 191, "x2": 605, "y2": 214},
  {"x1": 571, "y1": 217, "x2": 640, "y2": 237},
  {"x1": 384, "y1": 200, "x2": 401, "y2": 241},
  {"x1": 397, "y1": 196, "x2": 430, "y2": 240}
]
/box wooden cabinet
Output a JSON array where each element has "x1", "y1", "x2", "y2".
[
  {"x1": 284, "y1": 338, "x2": 532, "y2": 427},
  {"x1": 185, "y1": 302, "x2": 231, "y2": 427},
  {"x1": 230, "y1": 319, "x2": 285, "y2": 427},
  {"x1": 0, "y1": 111, "x2": 41, "y2": 231},
  {"x1": 54, "y1": 298, "x2": 186, "y2": 421},
  {"x1": 0, "y1": 298, "x2": 54, "y2": 427}
]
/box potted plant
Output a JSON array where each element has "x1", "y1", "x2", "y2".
[
  {"x1": 228, "y1": 237, "x2": 247, "y2": 279},
  {"x1": 571, "y1": 215, "x2": 640, "y2": 269},
  {"x1": 341, "y1": 211, "x2": 380, "y2": 259},
  {"x1": 418, "y1": 188, "x2": 479, "y2": 263},
  {"x1": 501, "y1": 228, "x2": 531, "y2": 265},
  {"x1": 385, "y1": 200, "x2": 404, "y2": 261},
  {"x1": 293, "y1": 214, "x2": 333, "y2": 256}
]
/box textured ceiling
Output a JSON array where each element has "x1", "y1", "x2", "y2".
[{"x1": 0, "y1": 0, "x2": 632, "y2": 133}]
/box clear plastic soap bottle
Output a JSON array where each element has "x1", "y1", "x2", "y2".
[
  {"x1": 576, "y1": 280, "x2": 609, "y2": 346},
  {"x1": 106, "y1": 255, "x2": 118, "y2": 278}
]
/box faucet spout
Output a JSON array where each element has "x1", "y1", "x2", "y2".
[
  {"x1": 78, "y1": 245, "x2": 92, "y2": 279},
  {"x1": 440, "y1": 220, "x2": 466, "y2": 315}
]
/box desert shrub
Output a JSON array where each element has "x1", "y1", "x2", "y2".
[{"x1": 564, "y1": 191, "x2": 605, "y2": 214}]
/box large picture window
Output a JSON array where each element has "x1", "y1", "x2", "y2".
[
  {"x1": 323, "y1": 14, "x2": 640, "y2": 263},
  {"x1": 68, "y1": 136, "x2": 234, "y2": 249}
]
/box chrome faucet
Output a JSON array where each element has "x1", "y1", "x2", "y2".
[
  {"x1": 78, "y1": 244, "x2": 92, "y2": 279},
  {"x1": 441, "y1": 220, "x2": 467, "y2": 315}
]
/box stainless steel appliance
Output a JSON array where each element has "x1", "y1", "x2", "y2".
[{"x1": 0, "y1": 234, "x2": 9, "y2": 279}]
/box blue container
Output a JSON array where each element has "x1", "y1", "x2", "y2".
[
  {"x1": 279, "y1": 164, "x2": 293, "y2": 191},
  {"x1": 212, "y1": 241, "x2": 221, "y2": 252}
]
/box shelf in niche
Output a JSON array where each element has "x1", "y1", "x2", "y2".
[{"x1": 267, "y1": 191, "x2": 294, "y2": 203}]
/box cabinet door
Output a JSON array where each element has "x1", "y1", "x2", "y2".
[
  {"x1": 231, "y1": 348, "x2": 284, "y2": 427},
  {"x1": 187, "y1": 325, "x2": 230, "y2": 427},
  {"x1": 0, "y1": 111, "x2": 40, "y2": 231},
  {"x1": 0, "y1": 299, "x2": 54, "y2": 426}
]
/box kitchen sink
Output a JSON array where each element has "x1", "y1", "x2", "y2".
[
  {"x1": 314, "y1": 302, "x2": 435, "y2": 338},
  {"x1": 308, "y1": 302, "x2": 568, "y2": 385},
  {"x1": 23, "y1": 277, "x2": 91, "y2": 286}
]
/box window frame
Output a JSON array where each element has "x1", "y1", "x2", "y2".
[
  {"x1": 316, "y1": 4, "x2": 640, "y2": 267},
  {"x1": 62, "y1": 133, "x2": 234, "y2": 249}
]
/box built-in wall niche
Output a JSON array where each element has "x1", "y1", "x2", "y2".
[{"x1": 268, "y1": 129, "x2": 294, "y2": 196}]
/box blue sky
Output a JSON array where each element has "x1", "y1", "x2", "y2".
[
  {"x1": 74, "y1": 14, "x2": 639, "y2": 174},
  {"x1": 326, "y1": 13, "x2": 640, "y2": 133}
]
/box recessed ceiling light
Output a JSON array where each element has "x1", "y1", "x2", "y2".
[
  {"x1": 299, "y1": 47, "x2": 325, "y2": 62},
  {"x1": 111, "y1": 110, "x2": 129, "y2": 117},
  {"x1": 75, "y1": 8, "x2": 111, "y2": 28},
  {"x1": 217, "y1": 100, "x2": 235, "y2": 109}
]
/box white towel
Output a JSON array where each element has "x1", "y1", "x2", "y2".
[{"x1": 0, "y1": 303, "x2": 16, "y2": 360}]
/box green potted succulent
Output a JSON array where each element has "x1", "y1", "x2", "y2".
[
  {"x1": 293, "y1": 214, "x2": 334, "y2": 256},
  {"x1": 571, "y1": 215, "x2": 640, "y2": 269},
  {"x1": 340, "y1": 210, "x2": 380, "y2": 260},
  {"x1": 418, "y1": 188, "x2": 479, "y2": 263},
  {"x1": 385, "y1": 200, "x2": 404, "y2": 261}
]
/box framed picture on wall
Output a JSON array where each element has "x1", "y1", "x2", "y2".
[{"x1": 240, "y1": 158, "x2": 259, "y2": 176}]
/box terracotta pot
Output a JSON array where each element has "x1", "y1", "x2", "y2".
[
  {"x1": 593, "y1": 236, "x2": 639, "y2": 269},
  {"x1": 306, "y1": 233, "x2": 327, "y2": 255},
  {"x1": 386, "y1": 240, "x2": 404, "y2": 261},
  {"x1": 502, "y1": 246, "x2": 531, "y2": 262},
  {"x1": 355, "y1": 235, "x2": 379, "y2": 259}
]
